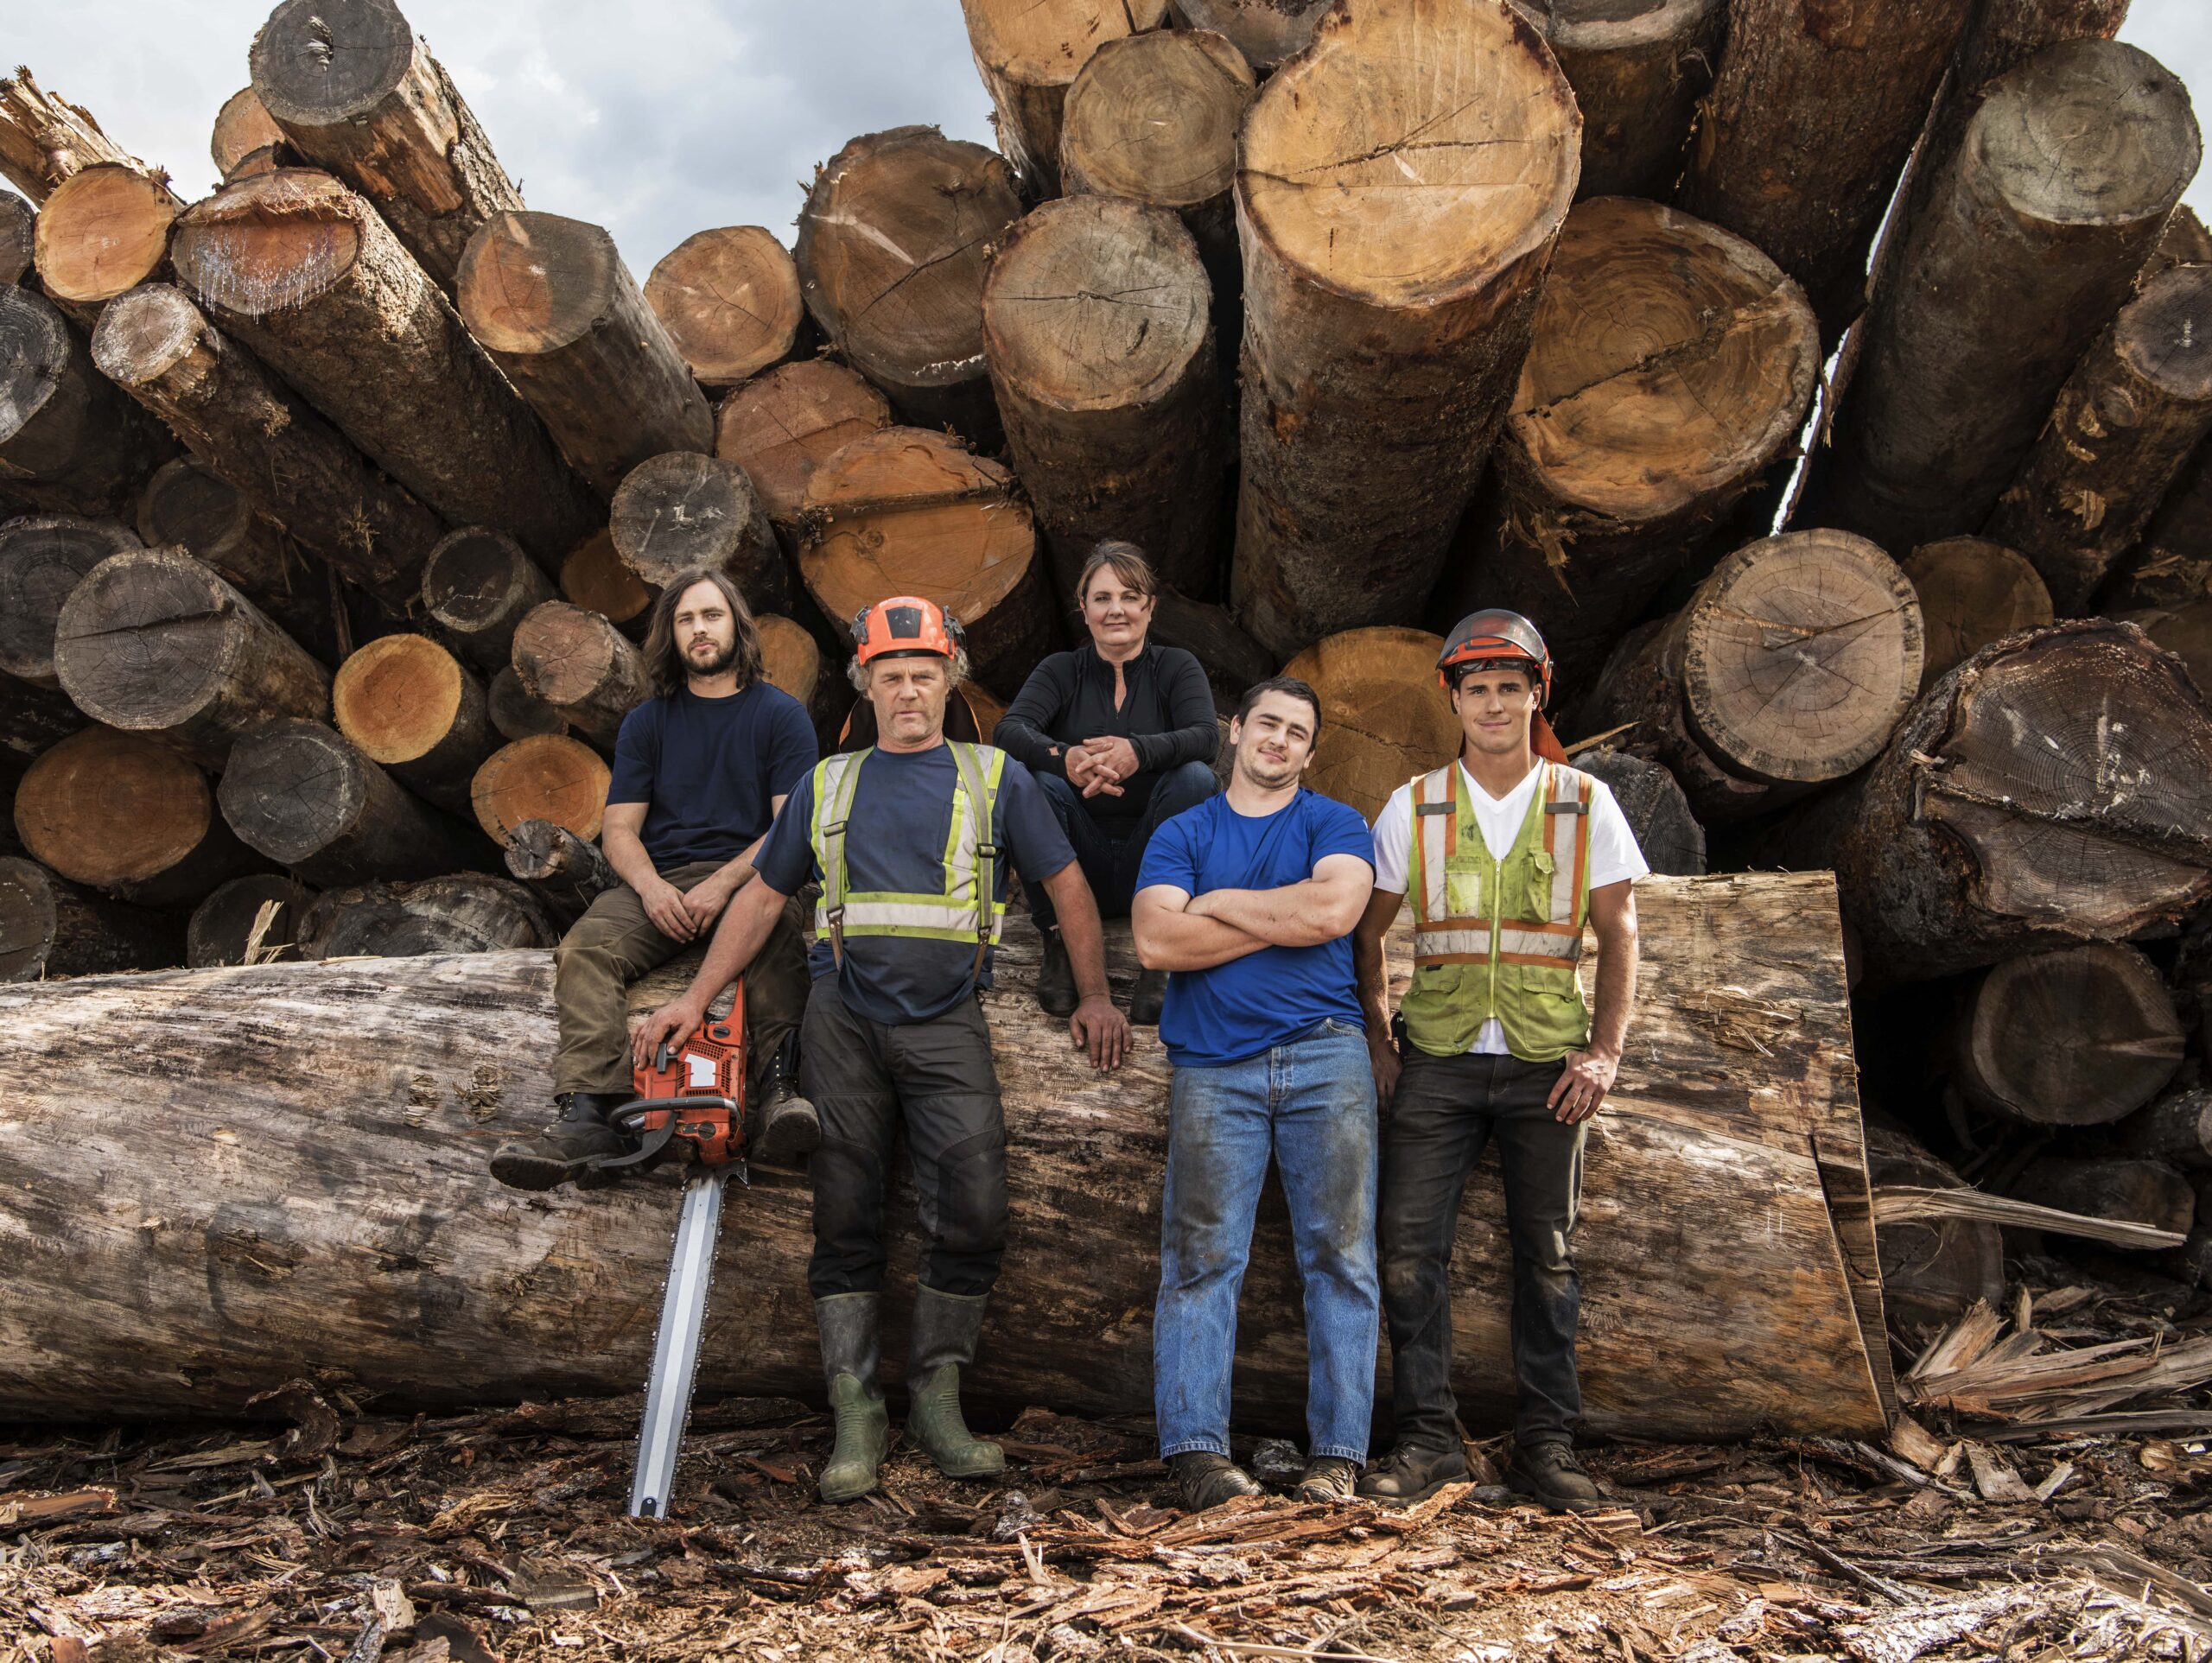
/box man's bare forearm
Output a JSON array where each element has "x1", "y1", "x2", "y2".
[
  {"x1": 1196, "y1": 879, "x2": 1360, "y2": 947},
  {"x1": 1044, "y1": 865, "x2": 1112, "y2": 1000},
  {"x1": 1586, "y1": 903, "x2": 1638, "y2": 1059},
  {"x1": 600, "y1": 820, "x2": 659, "y2": 893},
  {"x1": 1134, "y1": 904, "x2": 1269, "y2": 971},
  {"x1": 681, "y1": 880, "x2": 787, "y2": 1006},
  {"x1": 1351, "y1": 890, "x2": 1402, "y2": 1038}
]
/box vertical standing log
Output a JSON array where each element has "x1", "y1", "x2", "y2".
[
  {"x1": 169, "y1": 169, "x2": 599, "y2": 568},
  {"x1": 332, "y1": 634, "x2": 498, "y2": 816},
  {"x1": 1985, "y1": 266, "x2": 2212, "y2": 612},
  {"x1": 557, "y1": 528, "x2": 652, "y2": 637},
  {"x1": 644, "y1": 228, "x2": 804, "y2": 393},
  {"x1": 0, "y1": 856, "x2": 182, "y2": 981},
  {"x1": 187, "y1": 872, "x2": 314, "y2": 968},
  {"x1": 1445, "y1": 197, "x2": 1820, "y2": 689},
  {"x1": 30, "y1": 162, "x2": 181, "y2": 308},
  {"x1": 982, "y1": 197, "x2": 1224, "y2": 601},
  {"x1": 0, "y1": 69, "x2": 139, "y2": 204},
  {"x1": 1817, "y1": 42, "x2": 2200, "y2": 555},
  {"x1": 1902, "y1": 538, "x2": 2053, "y2": 691},
  {"x1": 714, "y1": 361, "x2": 892, "y2": 528},
  {"x1": 248, "y1": 0, "x2": 524, "y2": 289},
  {"x1": 53, "y1": 549, "x2": 330, "y2": 769},
  {"x1": 210, "y1": 88, "x2": 283, "y2": 179},
  {"x1": 0, "y1": 514, "x2": 142, "y2": 687},
  {"x1": 137, "y1": 457, "x2": 341, "y2": 666},
  {"x1": 454, "y1": 212, "x2": 711, "y2": 498},
  {"x1": 1523, "y1": 0, "x2": 1724, "y2": 200},
  {"x1": 90, "y1": 282, "x2": 445, "y2": 603},
  {"x1": 469, "y1": 734, "x2": 613, "y2": 845},
  {"x1": 1279, "y1": 628, "x2": 1464, "y2": 822},
  {"x1": 486, "y1": 665, "x2": 568, "y2": 744},
  {"x1": 0, "y1": 286, "x2": 173, "y2": 517},
  {"x1": 607, "y1": 453, "x2": 788, "y2": 613},
  {"x1": 1951, "y1": 943, "x2": 2184, "y2": 1126},
  {"x1": 1, "y1": 190, "x2": 32, "y2": 284},
  {"x1": 957, "y1": 0, "x2": 1169, "y2": 197},
  {"x1": 794, "y1": 127, "x2": 1024, "y2": 441},
  {"x1": 509, "y1": 601, "x2": 651, "y2": 751},
  {"x1": 1230, "y1": 0, "x2": 1581, "y2": 660},
  {"x1": 503, "y1": 819, "x2": 617, "y2": 930},
  {"x1": 1168, "y1": 0, "x2": 1332, "y2": 67},
  {"x1": 420, "y1": 528, "x2": 554, "y2": 674}
]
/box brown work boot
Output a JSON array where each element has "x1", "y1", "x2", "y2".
[
  {"x1": 1356, "y1": 1441, "x2": 1469, "y2": 1506},
  {"x1": 1035, "y1": 925, "x2": 1078, "y2": 1018},
  {"x1": 752, "y1": 1035, "x2": 819, "y2": 1165},
  {"x1": 1508, "y1": 1442, "x2": 1605, "y2": 1513},
  {"x1": 488, "y1": 1092, "x2": 628, "y2": 1191},
  {"x1": 1170, "y1": 1451, "x2": 1262, "y2": 1512},
  {"x1": 1294, "y1": 1456, "x2": 1361, "y2": 1504}
]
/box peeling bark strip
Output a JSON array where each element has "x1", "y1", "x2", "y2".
[
  {"x1": 1230, "y1": 0, "x2": 1581, "y2": 660},
  {"x1": 957, "y1": 0, "x2": 1169, "y2": 198},
  {"x1": 168, "y1": 169, "x2": 599, "y2": 568},
  {"x1": 91, "y1": 283, "x2": 445, "y2": 604},
  {"x1": 1952, "y1": 944, "x2": 2185, "y2": 1127},
  {"x1": 982, "y1": 196, "x2": 1224, "y2": 603},
  {"x1": 332, "y1": 634, "x2": 498, "y2": 816},
  {"x1": 468, "y1": 733, "x2": 613, "y2": 845},
  {"x1": 32, "y1": 162, "x2": 181, "y2": 306},
  {"x1": 644, "y1": 226, "x2": 804, "y2": 391},
  {"x1": 0, "y1": 874, "x2": 1888, "y2": 1438},
  {"x1": 713, "y1": 360, "x2": 892, "y2": 527},
  {"x1": 419, "y1": 528, "x2": 553, "y2": 675},
  {"x1": 1170, "y1": 0, "x2": 1333, "y2": 67},
  {"x1": 0, "y1": 513, "x2": 141, "y2": 686},
  {"x1": 607, "y1": 452, "x2": 786, "y2": 613},
  {"x1": 1279, "y1": 627, "x2": 1464, "y2": 824},
  {"x1": 1902, "y1": 538, "x2": 2053, "y2": 693},
  {"x1": 1446, "y1": 196, "x2": 1820, "y2": 690},
  {"x1": 0, "y1": 855, "x2": 181, "y2": 982},
  {"x1": 0, "y1": 286, "x2": 174, "y2": 517},
  {"x1": 1527, "y1": 0, "x2": 1724, "y2": 200},
  {"x1": 249, "y1": 0, "x2": 524, "y2": 289},
  {"x1": 509, "y1": 601, "x2": 650, "y2": 752}
]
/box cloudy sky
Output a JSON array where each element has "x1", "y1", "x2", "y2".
[{"x1": 8, "y1": 0, "x2": 2209, "y2": 282}]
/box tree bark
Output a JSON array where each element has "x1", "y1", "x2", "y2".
[
  {"x1": 2009, "y1": 1157, "x2": 2195, "y2": 1241},
  {"x1": 14, "y1": 724, "x2": 264, "y2": 908},
  {"x1": 29, "y1": 161, "x2": 180, "y2": 307},
  {"x1": 1168, "y1": 0, "x2": 1332, "y2": 67},
  {"x1": 1985, "y1": 266, "x2": 2212, "y2": 612},
  {"x1": 0, "y1": 672, "x2": 87, "y2": 765},
  {"x1": 1150, "y1": 587, "x2": 1275, "y2": 717},
  {"x1": 486, "y1": 664, "x2": 569, "y2": 744},
  {"x1": 90, "y1": 282, "x2": 446, "y2": 604},
  {"x1": 957, "y1": 0, "x2": 1169, "y2": 198},
  {"x1": 644, "y1": 227, "x2": 803, "y2": 392},
  {"x1": 420, "y1": 527, "x2": 554, "y2": 674},
  {"x1": 1777, "y1": 619, "x2": 2212, "y2": 981},
  {"x1": 53, "y1": 548, "x2": 330, "y2": 770},
  {"x1": 503, "y1": 818, "x2": 616, "y2": 930},
  {"x1": 1952, "y1": 943, "x2": 2184, "y2": 1126},
  {"x1": 1230, "y1": 0, "x2": 1580, "y2": 659},
  {"x1": 0, "y1": 872, "x2": 1892, "y2": 1438},
  {"x1": 137, "y1": 456, "x2": 343, "y2": 666},
  {"x1": 510, "y1": 600, "x2": 651, "y2": 751},
  {"x1": 187, "y1": 872, "x2": 313, "y2": 968},
  {"x1": 2108, "y1": 597, "x2": 2212, "y2": 703},
  {"x1": 2114, "y1": 1089, "x2": 2212, "y2": 1171},
  {"x1": 1576, "y1": 531, "x2": 1923, "y2": 825},
  {"x1": 169, "y1": 169, "x2": 599, "y2": 568},
  {"x1": 1444, "y1": 197, "x2": 1820, "y2": 689},
  {"x1": 298, "y1": 873, "x2": 554, "y2": 960},
  {"x1": 1522, "y1": 0, "x2": 1724, "y2": 200},
  {"x1": 332, "y1": 633, "x2": 498, "y2": 816},
  {"x1": 0, "y1": 286, "x2": 173, "y2": 517},
  {"x1": 556, "y1": 527, "x2": 653, "y2": 638},
  {"x1": 1680, "y1": 0, "x2": 1968, "y2": 338},
  {"x1": 0, "y1": 68, "x2": 139, "y2": 205},
  {"x1": 210, "y1": 87, "x2": 283, "y2": 179},
  {"x1": 1901, "y1": 536, "x2": 2053, "y2": 692},
  {"x1": 713, "y1": 359, "x2": 892, "y2": 527},
  {"x1": 794, "y1": 127, "x2": 1023, "y2": 441},
  {"x1": 248, "y1": 0, "x2": 523, "y2": 290},
  {"x1": 0, "y1": 854, "x2": 181, "y2": 982},
  {"x1": 1864, "y1": 1120, "x2": 2005, "y2": 1330},
  {"x1": 982, "y1": 196, "x2": 1224, "y2": 603},
  {"x1": 1572, "y1": 746, "x2": 1707, "y2": 876},
  {"x1": 0, "y1": 512, "x2": 141, "y2": 686},
  {"x1": 1816, "y1": 42, "x2": 2201, "y2": 555},
  {"x1": 758, "y1": 611, "x2": 849, "y2": 749},
  {"x1": 468, "y1": 734, "x2": 614, "y2": 846},
  {"x1": 218, "y1": 717, "x2": 494, "y2": 886},
  {"x1": 1279, "y1": 628, "x2": 1465, "y2": 824},
  {"x1": 0, "y1": 188, "x2": 31, "y2": 285},
  {"x1": 455, "y1": 212, "x2": 711, "y2": 499},
  {"x1": 607, "y1": 452, "x2": 787, "y2": 613},
  {"x1": 798, "y1": 428, "x2": 1052, "y2": 698}
]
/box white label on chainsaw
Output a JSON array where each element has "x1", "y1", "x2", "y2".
[{"x1": 686, "y1": 1052, "x2": 715, "y2": 1089}]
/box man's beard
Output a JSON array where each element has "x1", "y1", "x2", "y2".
[{"x1": 684, "y1": 638, "x2": 736, "y2": 678}]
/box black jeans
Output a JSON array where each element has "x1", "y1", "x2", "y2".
[
  {"x1": 800, "y1": 978, "x2": 1009, "y2": 1299},
  {"x1": 1379, "y1": 1049, "x2": 1586, "y2": 1450},
  {"x1": 1025, "y1": 759, "x2": 1219, "y2": 926}
]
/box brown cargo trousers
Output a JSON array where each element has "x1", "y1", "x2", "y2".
[{"x1": 551, "y1": 858, "x2": 812, "y2": 1101}]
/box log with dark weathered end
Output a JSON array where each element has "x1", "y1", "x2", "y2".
[
  {"x1": 957, "y1": 0, "x2": 1169, "y2": 197},
  {"x1": 299, "y1": 873, "x2": 554, "y2": 961},
  {"x1": 0, "y1": 855, "x2": 181, "y2": 982},
  {"x1": 607, "y1": 452, "x2": 786, "y2": 613},
  {"x1": 644, "y1": 227, "x2": 804, "y2": 392},
  {"x1": 0, "y1": 286, "x2": 173, "y2": 517},
  {"x1": 420, "y1": 527, "x2": 555, "y2": 674},
  {"x1": 1230, "y1": 0, "x2": 1580, "y2": 659},
  {"x1": 1573, "y1": 747, "x2": 1707, "y2": 877},
  {"x1": 510, "y1": 601, "x2": 651, "y2": 751},
  {"x1": 1169, "y1": 0, "x2": 1331, "y2": 66},
  {"x1": 469, "y1": 733, "x2": 613, "y2": 846},
  {"x1": 713, "y1": 360, "x2": 892, "y2": 528},
  {"x1": 0, "y1": 872, "x2": 1891, "y2": 1438},
  {"x1": 137, "y1": 457, "x2": 341, "y2": 666},
  {"x1": 0, "y1": 189, "x2": 32, "y2": 284},
  {"x1": 2010, "y1": 1157, "x2": 2195, "y2": 1241},
  {"x1": 1151, "y1": 587, "x2": 1276, "y2": 716},
  {"x1": 455, "y1": 212, "x2": 712, "y2": 498},
  {"x1": 30, "y1": 161, "x2": 180, "y2": 307},
  {"x1": 187, "y1": 872, "x2": 313, "y2": 968},
  {"x1": 331, "y1": 634, "x2": 498, "y2": 815},
  {"x1": 1952, "y1": 943, "x2": 2185, "y2": 1126},
  {"x1": 486, "y1": 664, "x2": 568, "y2": 743},
  {"x1": 2116, "y1": 1090, "x2": 2212, "y2": 1171},
  {"x1": 0, "y1": 673, "x2": 86, "y2": 763},
  {"x1": 90, "y1": 282, "x2": 445, "y2": 603},
  {"x1": 1279, "y1": 628, "x2": 1462, "y2": 824},
  {"x1": 1525, "y1": 0, "x2": 1724, "y2": 200},
  {"x1": 1902, "y1": 537, "x2": 2053, "y2": 692},
  {"x1": 504, "y1": 818, "x2": 616, "y2": 930},
  {"x1": 248, "y1": 0, "x2": 524, "y2": 289},
  {"x1": 0, "y1": 513, "x2": 141, "y2": 687}
]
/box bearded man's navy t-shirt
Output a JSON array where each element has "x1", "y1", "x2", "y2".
[{"x1": 606, "y1": 682, "x2": 819, "y2": 868}]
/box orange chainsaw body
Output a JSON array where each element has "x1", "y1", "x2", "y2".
[{"x1": 624, "y1": 989, "x2": 746, "y2": 1168}]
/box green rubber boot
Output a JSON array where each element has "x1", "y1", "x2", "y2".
[
  {"x1": 816, "y1": 1293, "x2": 888, "y2": 1503},
  {"x1": 905, "y1": 1286, "x2": 1005, "y2": 1480}
]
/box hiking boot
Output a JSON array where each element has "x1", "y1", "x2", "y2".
[
  {"x1": 817, "y1": 1293, "x2": 888, "y2": 1503},
  {"x1": 488, "y1": 1091, "x2": 628, "y2": 1191},
  {"x1": 904, "y1": 1287, "x2": 1004, "y2": 1480},
  {"x1": 752, "y1": 1032, "x2": 819, "y2": 1165},
  {"x1": 1508, "y1": 1441, "x2": 1605, "y2": 1514},
  {"x1": 1036, "y1": 925, "x2": 1078, "y2": 1018},
  {"x1": 1294, "y1": 1456, "x2": 1361, "y2": 1504},
  {"x1": 1356, "y1": 1441, "x2": 1469, "y2": 1506},
  {"x1": 1170, "y1": 1451, "x2": 1262, "y2": 1511},
  {"x1": 1128, "y1": 968, "x2": 1168, "y2": 1027}
]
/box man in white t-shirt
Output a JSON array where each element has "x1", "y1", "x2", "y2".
[{"x1": 1350, "y1": 610, "x2": 1648, "y2": 1512}]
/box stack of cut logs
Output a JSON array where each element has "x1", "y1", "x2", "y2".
[{"x1": 3, "y1": 0, "x2": 2212, "y2": 1406}]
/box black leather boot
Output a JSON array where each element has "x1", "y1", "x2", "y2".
[
  {"x1": 1356, "y1": 1441, "x2": 1469, "y2": 1506},
  {"x1": 1035, "y1": 925, "x2": 1078, "y2": 1018},
  {"x1": 904, "y1": 1287, "x2": 1004, "y2": 1479},
  {"x1": 1127, "y1": 968, "x2": 1168, "y2": 1026},
  {"x1": 1170, "y1": 1451, "x2": 1263, "y2": 1511},
  {"x1": 753, "y1": 1031, "x2": 819, "y2": 1165},
  {"x1": 1508, "y1": 1441, "x2": 1605, "y2": 1513},
  {"x1": 817, "y1": 1292, "x2": 888, "y2": 1503},
  {"x1": 489, "y1": 1091, "x2": 628, "y2": 1191}
]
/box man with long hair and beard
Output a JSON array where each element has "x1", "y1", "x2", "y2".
[{"x1": 490, "y1": 568, "x2": 822, "y2": 1190}]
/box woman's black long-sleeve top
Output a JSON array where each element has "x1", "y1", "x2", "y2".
[{"x1": 993, "y1": 639, "x2": 1219, "y2": 829}]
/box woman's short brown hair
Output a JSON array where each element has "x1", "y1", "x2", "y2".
[
  {"x1": 641, "y1": 568, "x2": 765, "y2": 698},
  {"x1": 1075, "y1": 539, "x2": 1160, "y2": 606}
]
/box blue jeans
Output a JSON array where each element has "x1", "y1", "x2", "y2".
[
  {"x1": 1027, "y1": 759, "x2": 1219, "y2": 925},
  {"x1": 1154, "y1": 1019, "x2": 1381, "y2": 1463}
]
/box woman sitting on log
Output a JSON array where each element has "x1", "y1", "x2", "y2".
[{"x1": 996, "y1": 541, "x2": 1221, "y2": 1025}]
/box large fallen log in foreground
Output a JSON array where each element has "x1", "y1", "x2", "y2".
[{"x1": 0, "y1": 873, "x2": 1890, "y2": 1439}]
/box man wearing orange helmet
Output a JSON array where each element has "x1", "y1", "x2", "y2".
[
  {"x1": 1351, "y1": 610, "x2": 1647, "y2": 1513},
  {"x1": 637, "y1": 596, "x2": 1128, "y2": 1506}
]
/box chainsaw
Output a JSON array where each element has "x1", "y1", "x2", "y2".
[{"x1": 594, "y1": 993, "x2": 747, "y2": 1520}]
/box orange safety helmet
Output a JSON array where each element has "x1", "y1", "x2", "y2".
[
  {"x1": 850, "y1": 595, "x2": 965, "y2": 663},
  {"x1": 1437, "y1": 609, "x2": 1554, "y2": 708}
]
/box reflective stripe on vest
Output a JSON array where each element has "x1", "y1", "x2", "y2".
[{"x1": 1408, "y1": 761, "x2": 1592, "y2": 969}]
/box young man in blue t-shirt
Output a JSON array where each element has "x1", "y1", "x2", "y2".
[
  {"x1": 491, "y1": 569, "x2": 820, "y2": 1190},
  {"x1": 1133, "y1": 677, "x2": 1380, "y2": 1510}
]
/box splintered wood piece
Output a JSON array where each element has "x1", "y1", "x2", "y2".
[
  {"x1": 91, "y1": 282, "x2": 444, "y2": 602},
  {"x1": 794, "y1": 126, "x2": 1023, "y2": 439},
  {"x1": 219, "y1": 718, "x2": 492, "y2": 887},
  {"x1": 509, "y1": 601, "x2": 650, "y2": 750},
  {"x1": 957, "y1": 0, "x2": 1170, "y2": 196},
  {"x1": 1170, "y1": 0, "x2": 1332, "y2": 66},
  {"x1": 1954, "y1": 943, "x2": 2185, "y2": 1126},
  {"x1": 137, "y1": 457, "x2": 340, "y2": 666},
  {"x1": 0, "y1": 68, "x2": 140, "y2": 203},
  {"x1": 503, "y1": 818, "x2": 615, "y2": 929},
  {"x1": 1280, "y1": 628, "x2": 1465, "y2": 823},
  {"x1": 0, "y1": 855, "x2": 180, "y2": 981},
  {"x1": 798, "y1": 427, "x2": 1048, "y2": 697},
  {"x1": 0, "y1": 286, "x2": 173, "y2": 517},
  {"x1": 299, "y1": 873, "x2": 554, "y2": 960},
  {"x1": 421, "y1": 528, "x2": 555, "y2": 674},
  {"x1": 713, "y1": 359, "x2": 892, "y2": 524},
  {"x1": 470, "y1": 734, "x2": 613, "y2": 844},
  {"x1": 210, "y1": 87, "x2": 283, "y2": 177},
  {"x1": 1864, "y1": 1120, "x2": 2004, "y2": 1329},
  {"x1": 249, "y1": 0, "x2": 523, "y2": 288},
  {"x1": 644, "y1": 227, "x2": 803, "y2": 390},
  {"x1": 32, "y1": 162, "x2": 180, "y2": 304},
  {"x1": 188, "y1": 873, "x2": 313, "y2": 968},
  {"x1": 982, "y1": 195, "x2": 1223, "y2": 601},
  {"x1": 758, "y1": 611, "x2": 846, "y2": 745},
  {"x1": 1059, "y1": 30, "x2": 1253, "y2": 261},
  {"x1": 456, "y1": 210, "x2": 711, "y2": 498},
  {"x1": 0, "y1": 513, "x2": 142, "y2": 686},
  {"x1": 2010, "y1": 1157, "x2": 2196, "y2": 1241},
  {"x1": 607, "y1": 452, "x2": 786, "y2": 612},
  {"x1": 1901, "y1": 537, "x2": 2052, "y2": 691},
  {"x1": 14, "y1": 726, "x2": 262, "y2": 908},
  {"x1": 169, "y1": 169, "x2": 598, "y2": 568},
  {"x1": 1533, "y1": 0, "x2": 1723, "y2": 200},
  {"x1": 1230, "y1": 0, "x2": 1580, "y2": 658},
  {"x1": 0, "y1": 189, "x2": 31, "y2": 284},
  {"x1": 486, "y1": 664, "x2": 569, "y2": 743},
  {"x1": 332, "y1": 634, "x2": 498, "y2": 816},
  {"x1": 556, "y1": 527, "x2": 652, "y2": 634},
  {"x1": 54, "y1": 549, "x2": 330, "y2": 770}
]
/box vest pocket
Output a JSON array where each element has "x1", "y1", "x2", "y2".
[
  {"x1": 1445, "y1": 863, "x2": 1484, "y2": 918},
  {"x1": 1525, "y1": 848, "x2": 1559, "y2": 923}
]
